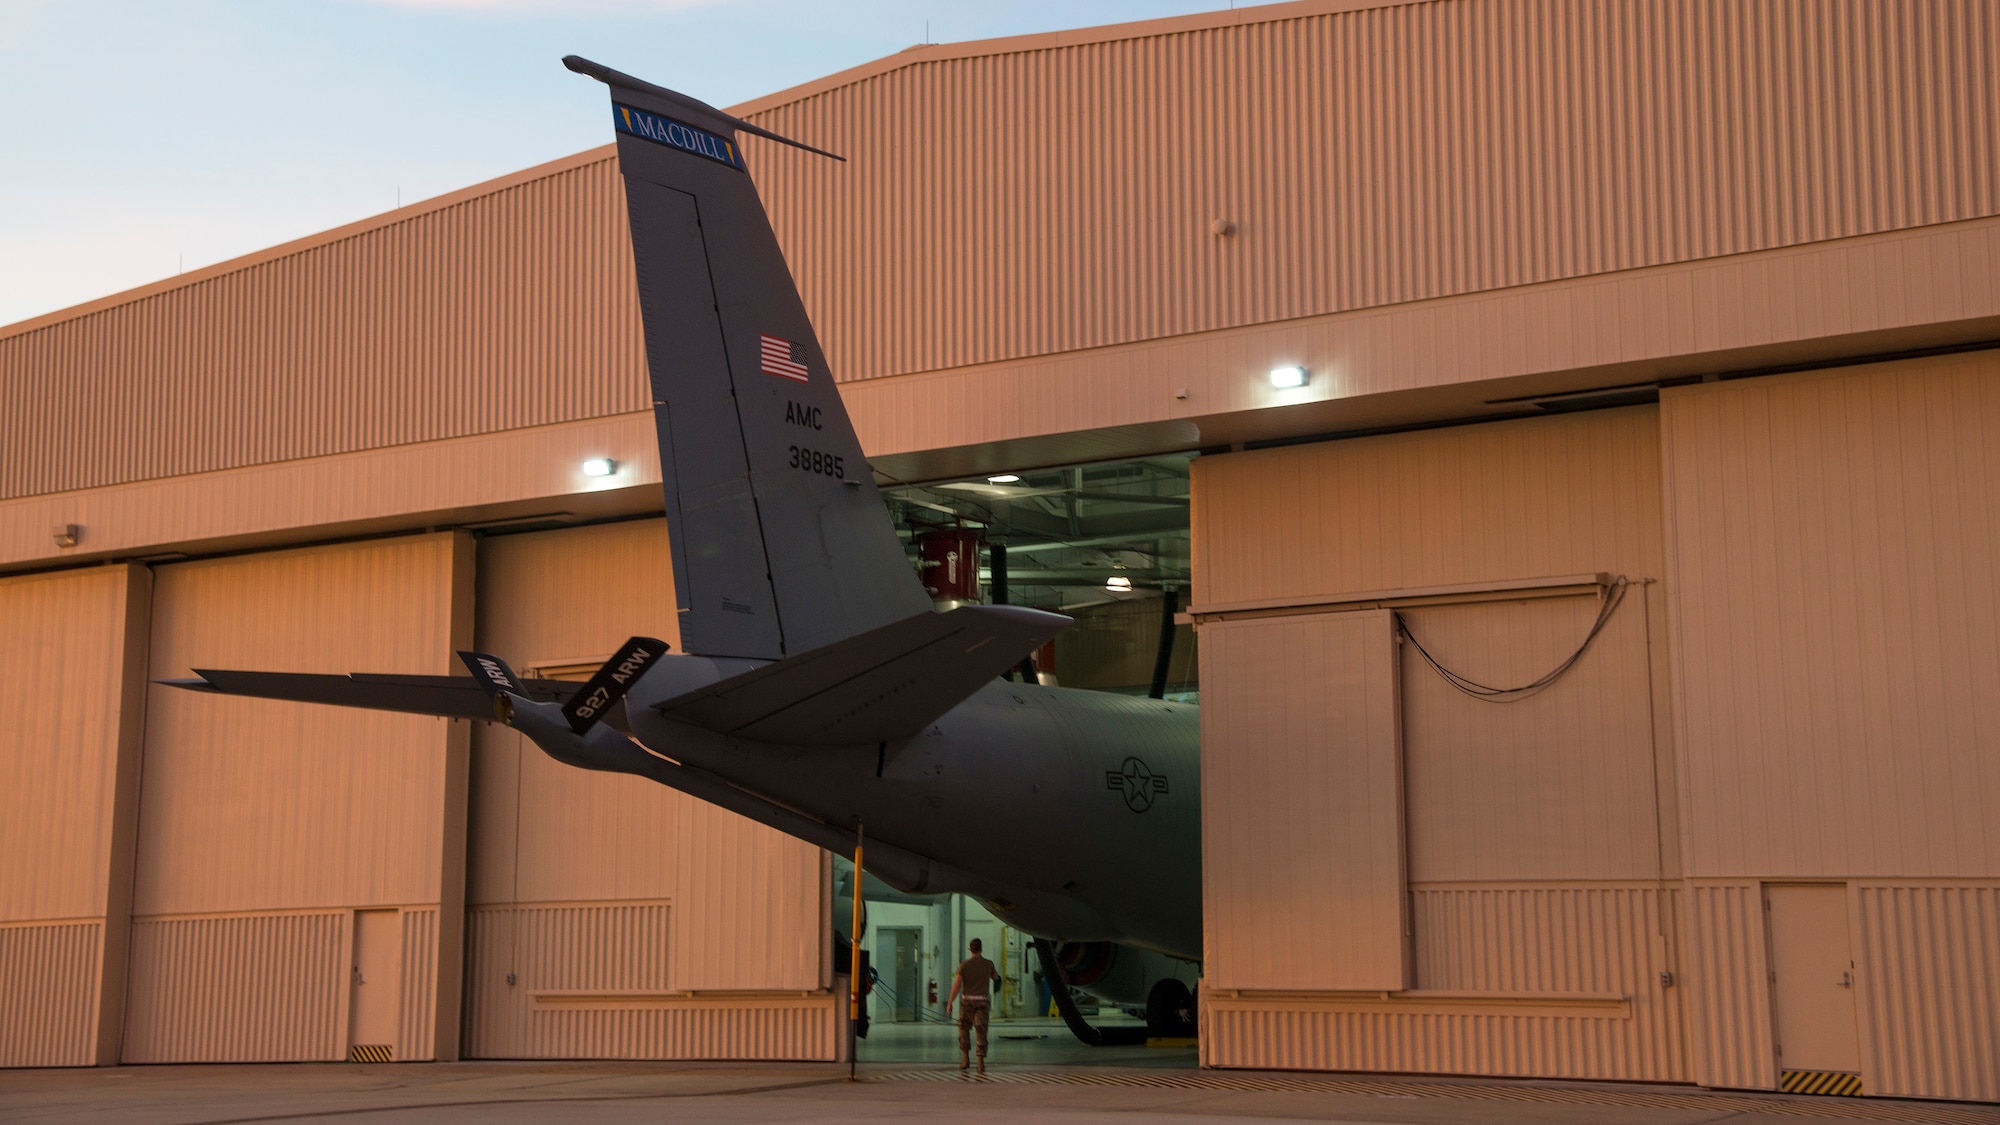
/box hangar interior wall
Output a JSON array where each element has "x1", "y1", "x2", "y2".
[{"x1": 465, "y1": 520, "x2": 834, "y2": 1062}]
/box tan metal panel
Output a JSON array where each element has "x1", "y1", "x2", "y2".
[
  {"x1": 1193, "y1": 408, "x2": 1664, "y2": 609},
  {"x1": 122, "y1": 912, "x2": 347, "y2": 1063},
  {"x1": 0, "y1": 921, "x2": 101, "y2": 1068},
  {"x1": 0, "y1": 564, "x2": 151, "y2": 1067},
  {"x1": 0, "y1": 152, "x2": 646, "y2": 502},
  {"x1": 844, "y1": 216, "x2": 2000, "y2": 470},
  {"x1": 396, "y1": 907, "x2": 439, "y2": 1063},
  {"x1": 7, "y1": 0, "x2": 1996, "y2": 502},
  {"x1": 1412, "y1": 884, "x2": 1684, "y2": 1081},
  {"x1": 1683, "y1": 881, "x2": 1778, "y2": 1090},
  {"x1": 463, "y1": 902, "x2": 671, "y2": 1058},
  {"x1": 1201, "y1": 609, "x2": 1408, "y2": 991},
  {"x1": 1661, "y1": 352, "x2": 2000, "y2": 878},
  {"x1": 137, "y1": 534, "x2": 464, "y2": 915},
  {"x1": 1205, "y1": 884, "x2": 1682, "y2": 1080},
  {"x1": 0, "y1": 566, "x2": 133, "y2": 921},
  {"x1": 1, "y1": 412, "x2": 662, "y2": 574},
  {"x1": 744, "y1": 0, "x2": 1999, "y2": 384},
  {"x1": 462, "y1": 901, "x2": 831, "y2": 1061},
  {"x1": 1400, "y1": 596, "x2": 1662, "y2": 882},
  {"x1": 1854, "y1": 883, "x2": 2000, "y2": 1102},
  {"x1": 671, "y1": 810, "x2": 824, "y2": 993},
  {"x1": 470, "y1": 520, "x2": 684, "y2": 908},
  {"x1": 474, "y1": 519, "x2": 680, "y2": 666}
]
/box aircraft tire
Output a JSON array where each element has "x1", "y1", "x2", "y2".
[{"x1": 1145, "y1": 978, "x2": 1196, "y2": 1037}]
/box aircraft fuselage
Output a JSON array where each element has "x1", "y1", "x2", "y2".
[{"x1": 622, "y1": 669, "x2": 1202, "y2": 960}]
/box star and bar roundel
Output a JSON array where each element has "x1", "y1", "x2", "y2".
[{"x1": 1107, "y1": 756, "x2": 1170, "y2": 813}]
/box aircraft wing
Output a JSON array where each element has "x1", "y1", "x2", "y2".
[
  {"x1": 165, "y1": 670, "x2": 580, "y2": 722},
  {"x1": 656, "y1": 604, "x2": 1068, "y2": 745}
]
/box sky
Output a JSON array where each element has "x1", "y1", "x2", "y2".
[{"x1": 0, "y1": 0, "x2": 1222, "y2": 329}]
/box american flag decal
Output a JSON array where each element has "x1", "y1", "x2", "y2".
[{"x1": 760, "y1": 334, "x2": 810, "y2": 382}]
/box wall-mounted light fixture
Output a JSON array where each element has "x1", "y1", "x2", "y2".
[
  {"x1": 1105, "y1": 575, "x2": 1134, "y2": 593},
  {"x1": 52, "y1": 524, "x2": 79, "y2": 548},
  {"x1": 1269, "y1": 365, "x2": 1308, "y2": 389},
  {"x1": 581, "y1": 458, "x2": 617, "y2": 477},
  {"x1": 987, "y1": 474, "x2": 1020, "y2": 484}
]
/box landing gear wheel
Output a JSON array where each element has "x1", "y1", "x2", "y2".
[{"x1": 1145, "y1": 978, "x2": 1196, "y2": 1038}]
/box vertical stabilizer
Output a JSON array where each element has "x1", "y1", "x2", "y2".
[{"x1": 566, "y1": 57, "x2": 930, "y2": 660}]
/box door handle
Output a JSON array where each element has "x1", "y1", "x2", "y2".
[{"x1": 1837, "y1": 971, "x2": 1853, "y2": 989}]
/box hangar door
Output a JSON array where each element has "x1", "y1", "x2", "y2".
[
  {"x1": 126, "y1": 533, "x2": 472, "y2": 1064},
  {"x1": 1201, "y1": 608, "x2": 1409, "y2": 991},
  {"x1": 464, "y1": 520, "x2": 834, "y2": 1061}
]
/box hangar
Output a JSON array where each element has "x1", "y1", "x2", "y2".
[{"x1": 2, "y1": 0, "x2": 1997, "y2": 1104}]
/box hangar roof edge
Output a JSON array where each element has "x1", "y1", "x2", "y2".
[
  {"x1": 0, "y1": 144, "x2": 617, "y2": 346},
  {"x1": 0, "y1": 0, "x2": 1418, "y2": 345},
  {"x1": 728, "y1": 0, "x2": 1424, "y2": 119}
]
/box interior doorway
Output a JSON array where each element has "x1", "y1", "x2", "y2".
[
  {"x1": 877, "y1": 927, "x2": 924, "y2": 1023},
  {"x1": 1765, "y1": 883, "x2": 1863, "y2": 1094}
]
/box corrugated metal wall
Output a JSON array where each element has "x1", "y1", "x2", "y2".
[
  {"x1": 122, "y1": 912, "x2": 348, "y2": 1063},
  {"x1": 397, "y1": 907, "x2": 439, "y2": 1063},
  {"x1": 138, "y1": 535, "x2": 467, "y2": 914},
  {"x1": 1661, "y1": 353, "x2": 2000, "y2": 879},
  {"x1": 1193, "y1": 406, "x2": 1681, "y2": 1080},
  {"x1": 1399, "y1": 597, "x2": 1666, "y2": 882},
  {"x1": 1201, "y1": 610, "x2": 1409, "y2": 991},
  {"x1": 0, "y1": 567, "x2": 138, "y2": 921},
  {"x1": 1682, "y1": 882, "x2": 1776, "y2": 1090},
  {"x1": 0, "y1": 564, "x2": 148, "y2": 1066},
  {"x1": 128, "y1": 534, "x2": 471, "y2": 1062},
  {"x1": 0, "y1": 921, "x2": 101, "y2": 1068},
  {"x1": 6, "y1": 0, "x2": 1995, "y2": 502},
  {"x1": 749, "y1": 0, "x2": 1999, "y2": 382},
  {"x1": 1208, "y1": 882, "x2": 1683, "y2": 1079},
  {"x1": 1192, "y1": 408, "x2": 1665, "y2": 608},
  {"x1": 463, "y1": 901, "x2": 834, "y2": 1060},
  {"x1": 1411, "y1": 885, "x2": 1685, "y2": 1081},
  {"x1": 0, "y1": 155, "x2": 646, "y2": 502},
  {"x1": 464, "y1": 901, "x2": 667, "y2": 1058},
  {"x1": 465, "y1": 521, "x2": 832, "y2": 1058},
  {"x1": 1854, "y1": 884, "x2": 2000, "y2": 1102},
  {"x1": 1661, "y1": 352, "x2": 2000, "y2": 1100}
]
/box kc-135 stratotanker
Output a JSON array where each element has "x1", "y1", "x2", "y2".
[{"x1": 171, "y1": 57, "x2": 1200, "y2": 1042}]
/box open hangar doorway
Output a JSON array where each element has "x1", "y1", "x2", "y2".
[
  {"x1": 830, "y1": 453, "x2": 1202, "y2": 1066},
  {"x1": 885, "y1": 453, "x2": 1198, "y2": 700}
]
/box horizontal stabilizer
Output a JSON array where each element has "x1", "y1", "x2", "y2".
[
  {"x1": 167, "y1": 670, "x2": 579, "y2": 723},
  {"x1": 656, "y1": 605, "x2": 1068, "y2": 745}
]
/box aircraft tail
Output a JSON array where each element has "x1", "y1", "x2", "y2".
[{"x1": 567, "y1": 57, "x2": 931, "y2": 661}]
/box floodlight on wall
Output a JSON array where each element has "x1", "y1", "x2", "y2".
[
  {"x1": 52, "y1": 524, "x2": 79, "y2": 548},
  {"x1": 1269, "y1": 365, "x2": 1308, "y2": 388},
  {"x1": 987, "y1": 474, "x2": 1020, "y2": 484},
  {"x1": 581, "y1": 458, "x2": 617, "y2": 477},
  {"x1": 1105, "y1": 575, "x2": 1134, "y2": 593}
]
